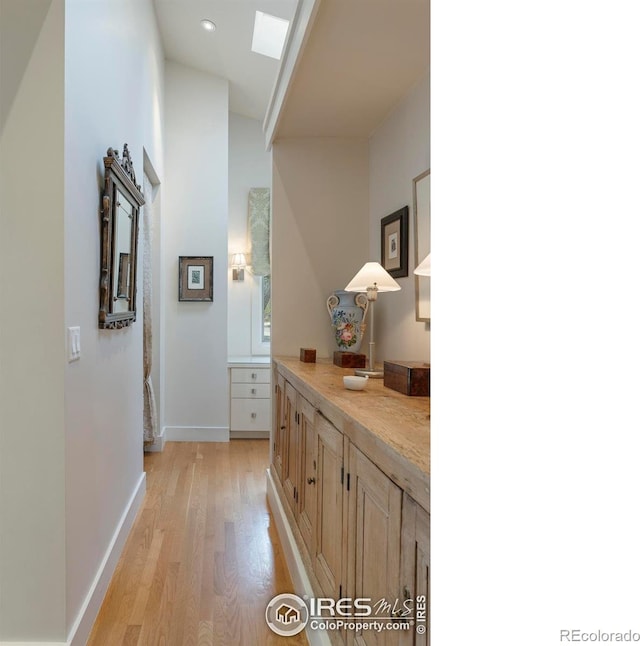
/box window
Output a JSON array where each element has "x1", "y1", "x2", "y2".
[
  {"x1": 252, "y1": 274, "x2": 271, "y2": 355},
  {"x1": 261, "y1": 274, "x2": 271, "y2": 342}
]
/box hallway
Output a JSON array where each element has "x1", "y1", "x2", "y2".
[{"x1": 88, "y1": 441, "x2": 307, "y2": 645}]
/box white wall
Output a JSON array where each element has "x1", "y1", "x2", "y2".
[
  {"x1": 271, "y1": 138, "x2": 369, "y2": 357},
  {"x1": 228, "y1": 112, "x2": 272, "y2": 357},
  {"x1": 163, "y1": 61, "x2": 229, "y2": 440},
  {"x1": 64, "y1": 0, "x2": 164, "y2": 641},
  {"x1": 369, "y1": 75, "x2": 430, "y2": 363},
  {"x1": 144, "y1": 165, "x2": 164, "y2": 439},
  {"x1": 0, "y1": 0, "x2": 66, "y2": 640},
  {"x1": 1, "y1": 0, "x2": 165, "y2": 640},
  {"x1": 270, "y1": 77, "x2": 429, "y2": 365}
]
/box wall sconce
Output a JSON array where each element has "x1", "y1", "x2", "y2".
[{"x1": 231, "y1": 253, "x2": 247, "y2": 281}]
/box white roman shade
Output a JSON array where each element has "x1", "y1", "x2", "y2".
[{"x1": 248, "y1": 187, "x2": 271, "y2": 276}]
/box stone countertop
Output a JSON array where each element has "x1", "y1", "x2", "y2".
[{"x1": 274, "y1": 356, "x2": 430, "y2": 508}]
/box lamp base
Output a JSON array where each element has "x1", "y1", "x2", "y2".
[{"x1": 354, "y1": 368, "x2": 384, "y2": 379}]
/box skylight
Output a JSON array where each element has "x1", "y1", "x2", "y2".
[{"x1": 251, "y1": 11, "x2": 289, "y2": 60}]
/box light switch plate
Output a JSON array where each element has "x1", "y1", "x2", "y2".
[{"x1": 68, "y1": 326, "x2": 81, "y2": 362}]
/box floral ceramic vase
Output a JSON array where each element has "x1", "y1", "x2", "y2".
[{"x1": 327, "y1": 290, "x2": 369, "y2": 353}]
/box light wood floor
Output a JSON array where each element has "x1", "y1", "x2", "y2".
[{"x1": 88, "y1": 441, "x2": 308, "y2": 646}]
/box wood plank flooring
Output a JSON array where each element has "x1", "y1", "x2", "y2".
[{"x1": 88, "y1": 441, "x2": 308, "y2": 646}]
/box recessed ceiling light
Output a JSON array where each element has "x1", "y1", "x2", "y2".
[
  {"x1": 201, "y1": 19, "x2": 216, "y2": 32},
  {"x1": 251, "y1": 11, "x2": 289, "y2": 60}
]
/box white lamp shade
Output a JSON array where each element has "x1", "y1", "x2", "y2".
[
  {"x1": 414, "y1": 253, "x2": 431, "y2": 276},
  {"x1": 231, "y1": 253, "x2": 247, "y2": 268},
  {"x1": 344, "y1": 262, "x2": 401, "y2": 292}
]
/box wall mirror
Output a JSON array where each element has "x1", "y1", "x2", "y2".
[
  {"x1": 99, "y1": 144, "x2": 145, "y2": 329},
  {"x1": 413, "y1": 169, "x2": 430, "y2": 322}
]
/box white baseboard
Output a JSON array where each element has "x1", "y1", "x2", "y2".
[
  {"x1": 145, "y1": 426, "x2": 166, "y2": 452},
  {"x1": 266, "y1": 469, "x2": 331, "y2": 646},
  {"x1": 66, "y1": 472, "x2": 147, "y2": 646},
  {"x1": 229, "y1": 430, "x2": 269, "y2": 439},
  {"x1": 0, "y1": 643, "x2": 66, "y2": 645},
  {"x1": 144, "y1": 426, "x2": 167, "y2": 453},
  {"x1": 164, "y1": 426, "x2": 229, "y2": 442}
]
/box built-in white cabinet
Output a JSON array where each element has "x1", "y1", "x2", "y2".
[{"x1": 228, "y1": 359, "x2": 271, "y2": 438}]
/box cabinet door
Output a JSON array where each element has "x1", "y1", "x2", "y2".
[
  {"x1": 399, "y1": 494, "x2": 430, "y2": 646},
  {"x1": 314, "y1": 414, "x2": 344, "y2": 600},
  {"x1": 272, "y1": 372, "x2": 286, "y2": 481},
  {"x1": 297, "y1": 395, "x2": 317, "y2": 557},
  {"x1": 346, "y1": 447, "x2": 402, "y2": 646},
  {"x1": 282, "y1": 381, "x2": 299, "y2": 513}
]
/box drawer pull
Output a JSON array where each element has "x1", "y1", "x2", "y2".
[
  {"x1": 251, "y1": 412, "x2": 257, "y2": 419},
  {"x1": 251, "y1": 388, "x2": 257, "y2": 395},
  {"x1": 280, "y1": 425, "x2": 286, "y2": 430},
  {"x1": 251, "y1": 373, "x2": 257, "y2": 379},
  {"x1": 307, "y1": 477, "x2": 316, "y2": 485}
]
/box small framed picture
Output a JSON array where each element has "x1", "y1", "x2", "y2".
[
  {"x1": 381, "y1": 206, "x2": 409, "y2": 278},
  {"x1": 178, "y1": 256, "x2": 213, "y2": 302}
]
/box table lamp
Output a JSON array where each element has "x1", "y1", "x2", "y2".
[
  {"x1": 414, "y1": 253, "x2": 431, "y2": 276},
  {"x1": 344, "y1": 261, "x2": 401, "y2": 377}
]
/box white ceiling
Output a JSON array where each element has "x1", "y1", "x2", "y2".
[
  {"x1": 153, "y1": 0, "x2": 298, "y2": 121},
  {"x1": 153, "y1": 0, "x2": 429, "y2": 135},
  {"x1": 276, "y1": 0, "x2": 429, "y2": 138}
]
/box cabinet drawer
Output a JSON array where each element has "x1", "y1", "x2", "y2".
[
  {"x1": 230, "y1": 368, "x2": 271, "y2": 384},
  {"x1": 231, "y1": 383, "x2": 271, "y2": 399},
  {"x1": 230, "y1": 398, "x2": 271, "y2": 431}
]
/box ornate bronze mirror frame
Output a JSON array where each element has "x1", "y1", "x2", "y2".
[{"x1": 99, "y1": 144, "x2": 145, "y2": 329}]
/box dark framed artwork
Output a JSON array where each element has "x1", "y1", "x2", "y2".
[
  {"x1": 380, "y1": 206, "x2": 409, "y2": 278},
  {"x1": 178, "y1": 256, "x2": 213, "y2": 302}
]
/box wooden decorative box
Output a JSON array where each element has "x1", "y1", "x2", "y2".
[
  {"x1": 299, "y1": 348, "x2": 316, "y2": 363},
  {"x1": 383, "y1": 361, "x2": 430, "y2": 396},
  {"x1": 333, "y1": 351, "x2": 366, "y2": 368}
]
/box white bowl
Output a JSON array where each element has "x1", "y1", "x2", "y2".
[{"x1": 343, "y1": 375, "x2": 369, "y2": 391}]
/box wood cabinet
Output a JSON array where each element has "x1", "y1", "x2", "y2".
[
  {"x1": 297, "y1": 396, "x2": 317, "y2": 556},
  {"x1": 282, "y1": 380, "x2": 299, "y2": 512},
  {"x1": 269, "y1": 358, "x2": 430, "y2": 646},
  {"x1": 272, "y1": 371, "x2": 285, "y2": 480},
  {"x1": 279, "y1": 378, "x2": 318, "y2": 561},
  {"x1": 346, "y1": 447, "x2": 402, "y2": 646},
  {"x1": 314, "y1": 413, "x2": 344, "y2": 600},
  {"x1": 399, "y1": 493, "x2": 430, "y2": 646}
]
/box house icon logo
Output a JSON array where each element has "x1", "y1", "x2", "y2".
[
  {"x1": 276, "y1": 603, "x2": 300, "y2": 625},
  {"x1": 265, "y1": 593, "x2": 309, "y2": 636}
]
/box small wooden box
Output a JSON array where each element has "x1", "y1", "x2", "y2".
[
  {"x1": 299, "y1": 348, "x2": 316, "y2": 363},
  {"x1": 333, "y1": 351, "x2": 366, "y2": 368},
  {"x1": 383, "y1": 361, "x2": 430, "y2": 396}
]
